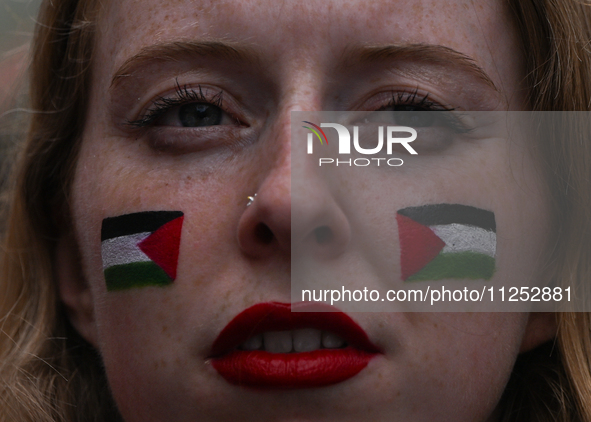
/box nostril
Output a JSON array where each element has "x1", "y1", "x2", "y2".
[
  {"x1": 314, "y1": 226, "x2": 333, "y2": 244},
  {"x1": 254, "y1": 223, "x2": 274, "y2": 244}
]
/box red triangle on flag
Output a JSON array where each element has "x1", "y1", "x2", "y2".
[
  {"x1": 138, "y1": 216, "x2": 184, "y2": 280},
  {"x1": 396, "y1": 213, "x2": 445, "y2": 280}
]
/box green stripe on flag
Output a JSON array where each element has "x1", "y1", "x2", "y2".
[
  {"x1": 104, "y1": 261, "x2": 172, "y2": 291},
  {"x1": 406, "y1": 252, "x2": 495, "y2": 282}
]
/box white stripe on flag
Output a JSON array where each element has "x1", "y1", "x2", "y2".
[
  {"x1": 431, "y1": 224, "x2": 496, "y2": 257},
  {"x1": 101, "y1": 232, "x2": 151, "y2": 269}
]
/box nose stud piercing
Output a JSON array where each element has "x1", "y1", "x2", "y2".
[{"x1": 247, "y1": 193, "x2": 257, "y2": 207}]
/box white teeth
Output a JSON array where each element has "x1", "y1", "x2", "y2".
[
  {"x1": 263, "y1": 331, "x2": 293, "y2": 353},
  {"x1": 293, "y1": 328, "x2": 322, "y2": 352},
  {"x1": 241, "y1": 334, "x2": 263, "y2": 351},
  {"x1": 239, "y1": 330, "x2": 348, "y2": 352},
  {"x1": 322, "y1": 331, "x2": 345, "y2": 349}
]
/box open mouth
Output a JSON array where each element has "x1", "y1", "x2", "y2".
[{"x1": 210, "y1": 302, "x2": 381, "y2": 389}]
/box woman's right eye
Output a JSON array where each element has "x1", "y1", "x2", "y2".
[
  {"x1": 124, "y1": 83, "x2": 253, "y2": 154},
  {"x1": 127, "y1": 84, "x2": 237, "y2": 129},
  {"x1": 154, "y1": 102, "x2": 229, "y2": 127}
]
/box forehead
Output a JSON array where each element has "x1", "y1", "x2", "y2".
[{"x1": 95, "y1": 0, "x2": 518, "y2": 93}]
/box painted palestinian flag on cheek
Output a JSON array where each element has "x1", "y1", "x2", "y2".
[
  {"x1": 101, "y1": 211, "x2": 184, "y2": 291},
  {"x1": 396, "y1": 204, "x2": 496, "y2": 282}
]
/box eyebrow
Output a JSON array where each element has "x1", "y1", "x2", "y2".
[
  {"x1": 110, "y1": 41, "x2": 499, "y2": 96},
  {"x1": 110, "y1": 40, "x2": 260, "y2": 89},
  {"x1": 342, "y1": 44, "x2": 500, "y2": 92}
]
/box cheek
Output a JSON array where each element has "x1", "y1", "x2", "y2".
[
  {"x1": 69, "y1": 133, "x2": 255, "y2": 331},
  {"x1": 91, "y1": 291, "x2": 195, "y2": 421},
  {"x1": 71, "y1": 130, "x2": 253, "y2": 281},
  {"x1": 397, "y1": 313, "x2": 527, "y2": 419},
  {"x1": 69, "y1": 137, "x2": 256, "y2": 420}
]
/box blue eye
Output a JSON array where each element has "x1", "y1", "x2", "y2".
[
  {"x1": 365, "y1": 90, "x2": 470, "y2": 134},
  {"x1": 127, "y1": 84, "x2": 229, "y2": 128},
  {"x1": 124, "y1": 82, "x2": 252, "y2": 154},
  {"x1": 380, "y1": 105, "x2": 437, "y2": 127},
  {"x1": 376, "y1": 91, "x2": 451, "y2": 127},
  {"x1": 176, "y1": 103, "x2": 223, "y2": 127},
  {"x1": 356, "y1": 90, "x2": 474, "y2": 154}
]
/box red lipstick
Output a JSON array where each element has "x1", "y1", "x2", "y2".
[{"x1": 210, "y1": 302, "x2": 380, "y2": 389}]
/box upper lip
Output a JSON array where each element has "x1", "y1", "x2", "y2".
[{"x1": 210, "y1": 301, "x2": 380, "y2": 357}]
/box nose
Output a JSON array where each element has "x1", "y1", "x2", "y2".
[
  {"x1": 236, "y1": 147, "x2": 292, "y2": 258},
  {"x1": 236, "y1": 112, "x2": 351, "y2": 261}
]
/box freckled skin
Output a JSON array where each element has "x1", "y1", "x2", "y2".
[{"x1": 63, "y1": 1, "x2": 555, "y2": 421}]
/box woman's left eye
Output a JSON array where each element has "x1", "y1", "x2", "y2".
[
  {"x1": 378, "y1": 104, "x2": 437, "y2": 127},
  {"x1": 362, "y1": 90, "x2": 470, "y2": 134},
  {"x1": 354, "y1": 90, "x2": 474, "y2": 154}
]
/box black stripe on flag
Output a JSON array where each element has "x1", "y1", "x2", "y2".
[
  {"x1": 101, "y1": 211, "x2": 184, "y2": 241},
  {"x1": 397, "y1": 204, "x2": 496, "y2": 232}
]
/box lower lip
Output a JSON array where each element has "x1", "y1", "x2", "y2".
[{"x1": 211, "y1": 348, "x2": 375, "y2": 389}]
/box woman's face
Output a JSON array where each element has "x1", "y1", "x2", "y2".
[{"x1": 61, "y1": 0, "x2": 554, "y2": 421}]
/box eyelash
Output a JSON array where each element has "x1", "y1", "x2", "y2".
[
  {"x1": 127, "y1": 82, "x2": 224, "y2": 128},
  {"x1": 380, "y1": 89, "x2": 471, "y2": 133},
  {"x1": 127, "y1": 85, "x2": 467, "y2": 135},
  {"x1": 380, "y1": 89, "x2": 453, "y2": 111}
]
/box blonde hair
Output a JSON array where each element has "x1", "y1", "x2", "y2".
[
  {"x1": 504, "y1": 1, "x2": 591, "y2": 421},
  {"x1": 0, "y1": 0, "x2": 590, "y2": 421},
  {"x1": 0, "y1": 0, "x2": 121, "y2": 420}
]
